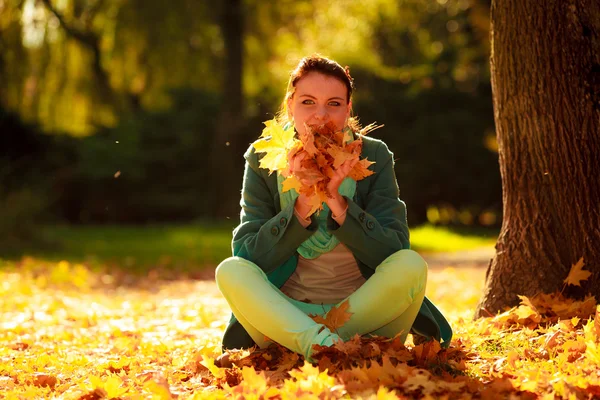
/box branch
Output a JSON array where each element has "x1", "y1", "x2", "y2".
[
  {"x1": 40, "y1": 0, "x2": 96, "y2": 48},
  {"x1": 82, "y1": 0, "x2": 106, "y2": 29},
  {"x1": 40, "y1": 0, "x2": 139, "y2": 114}
]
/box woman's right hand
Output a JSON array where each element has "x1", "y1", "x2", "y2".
[{"x1": 294, "y1": 192, "x2": 313, "y2": 220}]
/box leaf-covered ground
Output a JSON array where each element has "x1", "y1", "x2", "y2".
[{"x1": 1, "y1": 256, "x2": 599, "y2": 399}]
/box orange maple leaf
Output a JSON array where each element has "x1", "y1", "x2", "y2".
[
  {"x1": 327, "y1": 144, "x2": 355, "y2": 169},
  {"x1": 306, "y1": 190, "x2": 328, "y2": 216},
  {"x1": 309, "y1": 299, "x2": 353, "y2": 332},
  {"x1": 563, "y1": 257, "x2": 591, "y2": 287},
  {"x1": 348, "y1": 158, "x2": 375, "y2": 180}
]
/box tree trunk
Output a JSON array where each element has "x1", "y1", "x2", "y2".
[
  {"x1": 211, "y1": 0, "x2": 245, "y2": 217},
  {"x1": 475, "y1": 0, "x2": 600, "y2": 317}
]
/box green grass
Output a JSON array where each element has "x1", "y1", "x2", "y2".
[
  {"x1": 410, "y1": 224, "x2": 497, "y2": 253},
  {"x1": 4, "y1": 222, "x2": 236, "y2": 272},
  {"x1": 1, "y1": 222, "x2": 497, "y2": 271}
]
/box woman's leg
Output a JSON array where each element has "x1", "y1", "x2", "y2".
[
  {"x1": 215, "y1": 256, "x2": 339, "y2": 360},
  {"x1": 335, "y1": 249, "x2": 428, "y2": 342}
]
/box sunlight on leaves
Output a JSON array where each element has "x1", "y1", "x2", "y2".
[{"x1": 1, "y1": 257, "x2": 599, "y2": 398}]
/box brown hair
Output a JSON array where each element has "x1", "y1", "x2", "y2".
[{"x1": 276, "y1": 54, "x2": 360, "y2": 131}]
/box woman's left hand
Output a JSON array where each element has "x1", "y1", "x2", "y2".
[{"x1": 325, "y1": 158, "x2": 358, "y2": 217}]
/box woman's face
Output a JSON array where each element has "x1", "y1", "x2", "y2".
[{"x1": 287, "y1": 72, "x2": 351, "y2": 136}]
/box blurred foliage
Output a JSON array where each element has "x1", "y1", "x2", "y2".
[
  {"x1": 66, "y1": 88, "x2": 222, "y2": 222},
  {"x1": 0, "y1": 0, "x2": 499, "y2": 227},
  {"x1": 0, "y1": 109, "x2": 54, "y2": 249}
]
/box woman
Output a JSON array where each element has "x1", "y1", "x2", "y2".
[{"x1": 215, "y1": 55, "x2": 452, "y2": 362}]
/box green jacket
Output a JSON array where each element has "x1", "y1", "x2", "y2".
[{"x1": 222, "y1": 134, "x2": 452, "y2": 349}]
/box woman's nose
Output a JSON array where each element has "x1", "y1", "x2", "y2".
[{"x1": 314, "y1": 106, "x2": 328, "y2": 120}]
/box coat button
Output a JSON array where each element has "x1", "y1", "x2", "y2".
[
  {"x1": 358, "y1": 212, "x2": 366, "y2": 222},
  {"x1": 366, "y1": 220, "x2": 375, "y2": 230},
  {"x1": 271, "y1": 225, "x2": 280, "y2": 236},
  {"x1": 279, "y1": 217, "x2": 287, "y2": 227}
]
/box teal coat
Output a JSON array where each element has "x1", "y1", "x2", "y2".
[{"x1": 222, "y1": 134, "x2": 452, "y2": 349}]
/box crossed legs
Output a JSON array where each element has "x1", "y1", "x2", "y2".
[{"x1": 215, "y1": 249, "x2": 427, "y2": 360}]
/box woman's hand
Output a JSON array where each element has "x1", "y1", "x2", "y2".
[
  {"x1": 325, "y1": 158, "x2": 358, "y2": 218},
  {"x1": 294, "y1": 192, "x2": 313, "y2": 220}
]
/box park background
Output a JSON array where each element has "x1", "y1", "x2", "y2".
[
  {"x1": 1, "y1": 0, "x2": 501, "y2": 265},
  {"x1": 3, "y1": 1, "x2": 600, "y2": 398}
]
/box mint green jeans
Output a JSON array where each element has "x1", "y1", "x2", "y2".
[{"x1": 215, "y1": 249, "x2": 427, "y2": 361}]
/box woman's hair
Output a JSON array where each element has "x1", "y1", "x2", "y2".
[{"x1": 276, "y1": 54, "x2": 360, "y2": 131}]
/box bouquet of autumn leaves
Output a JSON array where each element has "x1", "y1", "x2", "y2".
[{"x1": 254, "y1": 119, "x2": 379, "y2": 215}]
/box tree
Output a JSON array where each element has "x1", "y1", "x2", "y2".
[
  {"x1": 211, "y1": 0, "x2": 245, "y2": 216},
  {"x1": 40, "y1": 0, "x2": 139, "y2": 114},
  {"x1": 475, "y1": 0, "x2": 600, "y2": 317}
]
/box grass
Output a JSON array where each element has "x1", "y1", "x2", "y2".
[
  {"x1": 409, "y1": 224, "x2": 497, "y2": 253},
  {"x1": 3, "y1": 222, "x2": 236, "y2": 272},
  {"x1": 1, "y1": 222, "x2": 497, "y2": 272},
  {"x1": 0, "y1": 221, "x2": 497, "y2": 273}
]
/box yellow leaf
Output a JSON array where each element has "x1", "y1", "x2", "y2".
[
  {"x1": 144, "y1": 380, "x2": 172, "y2": 400},
  {"x1": 254, "y1": 120, "x2": 299, "y2": 174},
  {"x1": 506, "y1": 350, "x2": 520, "y2": 368},
  {"x1": 90, "y1": 375, "x2": 103, "y2": 389},
  {"x1": 281, "y1": 175, "x2": 301, "y2": 193},
  {"x1": 200, "y1": 357, "x2": 227, "y2": 380},
  {"x1": 586, "y1": 340, "x2": 600, "y2": 365},
  {"x1": 517, "y1": 295, "x2": 538, "y2": 312},
  {"x1": 517, "y1": 379, "x2": 538, "y2": 392},
  {"x1": 514, "y1": 305, "x2": 541, "y2": 323},
  {"x1": 563, "y1": 257, "x2": 591, "y2": 287},
  {"x1": 306, "y1": 191, "x2": 327, "y2": 216},
  {"x1": 104, "y1": 375, "x2": 128, "y2": 399},
  {"x1": 595, "y1": 305, "x2": 600, "y2": 338},
  {"x1": 286, "y1": 362, "x2": 335, "y2": 394}
]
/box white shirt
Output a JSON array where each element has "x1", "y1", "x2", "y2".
[{"x1": 280, "y1": 242, "x2": 366, "y2": 304}]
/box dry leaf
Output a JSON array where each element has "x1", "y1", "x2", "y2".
[
  {"x1": 564, "y1": 257, "x2": 591, "y2": 287},
  {"x1": 255, "y1": 119, "x2": 378, "y2": 215},
  {"x1": 31, "y1": 373, "x2": 58, "y2": 388},
  {"x1": 309, "y1": 299, "x2": 353, "y2": 332},
  {"x1": 348, "y1": 158, "x2": 375, "y2": 180}
]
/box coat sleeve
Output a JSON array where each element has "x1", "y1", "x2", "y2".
[
  {"x1": 326, "y1": 141, "x2": 410, "y2": 269},
  {"x1": 232, "y1": 145, "x2": 317, "y2": 274}
]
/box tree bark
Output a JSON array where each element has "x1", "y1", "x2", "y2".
[{"x1": 475, "y1": 0, "x2": 600, "y2": 317}]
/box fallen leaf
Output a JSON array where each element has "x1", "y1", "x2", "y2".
[
  {"x1": 10, "y1": 342, "x2": 29, "y2": 350},
  {"x1": 309, "y1": 299, "x2": 353, "y2": 332},
  {"x1": 563, "y1": 257, "x2": 591, "y2": 287},
  {"x1": 31, "y1": 373, "x2": 58, "y2": 388}
]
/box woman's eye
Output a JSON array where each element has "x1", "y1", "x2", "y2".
[
  {"x1": 328, "y1": 101, "x2": 341, "y2": 106},
  {"x1": 302, "y1": 99, "x2": 315, "y2": 105}
]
